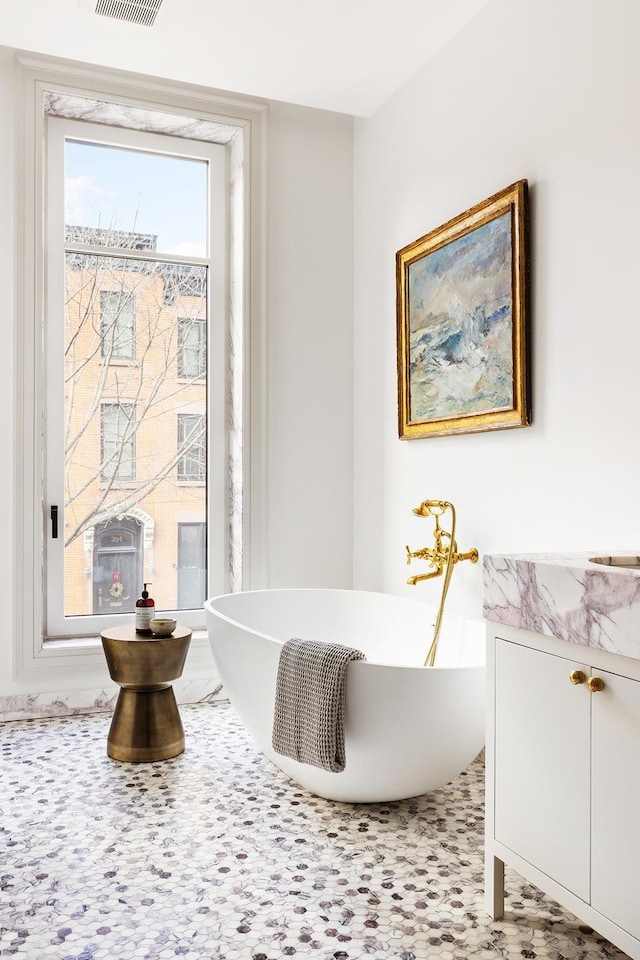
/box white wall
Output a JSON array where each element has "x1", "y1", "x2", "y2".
[
  {"x1": 267, "y1": 102, "x2": 354, "y2": 588},
  {"x1": 0, "y1": 49, "x2": 354, "y2": 715},
  {"x1": 353, "y1": 0, "x2": 640, "y2": 618}
]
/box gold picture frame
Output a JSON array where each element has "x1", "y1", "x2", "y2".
[{"x1": 396, "y1": 180, "x2": 530, "y2": 439}]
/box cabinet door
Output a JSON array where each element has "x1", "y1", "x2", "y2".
[
  {"x1": 591, "y1": 669, "x2": 640, "y2": 940},
  {"x1": 494, "y1": 639, "x2": 591, "y2": 900}
]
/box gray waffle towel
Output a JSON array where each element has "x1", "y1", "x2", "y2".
[{"x1": 272, "y1": 638, "x2": 366, "y2": 772}]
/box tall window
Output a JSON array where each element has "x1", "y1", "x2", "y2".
[
  {"x1": 17, "y1": 61, "x2": 267, "y2": 671},
  {"x1": 100, "y1": 291, "x2": 136, "y2": 360},
  {"x1": 44, "y1": 117, "x2": 227, "y2": 638},
  {"x1": 177, "y1": 414, "x2": 206, "y2": 481}
]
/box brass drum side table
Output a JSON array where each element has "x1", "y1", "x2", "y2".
[{"x1": 101, "y1": 625, "x2": 192, "y2": 762}]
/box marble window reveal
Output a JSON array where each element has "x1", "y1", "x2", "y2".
[
  {"x1": 44, "y1": 91, "x2": 238, "y2": 144},
  {"x1": 44, "y1": 89, "x2": 245, "y2": 595},
  {"x1": 0, "y1": 702, "x2": 627, "y2": 960},
  {"x1": 227, "y1": 128, "x2": 244, "y2": 592}
]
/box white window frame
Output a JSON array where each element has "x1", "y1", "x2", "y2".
[
  {"x1": 45, "y1": 117, "x2": 226, "y2": 639},
  {"x1": 14, "y1": 55, "x2": 268, "y2": 678}
]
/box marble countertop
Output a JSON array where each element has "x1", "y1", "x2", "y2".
[{"x1": 483, "y1": 552, "x2": 640, "y2": 659}]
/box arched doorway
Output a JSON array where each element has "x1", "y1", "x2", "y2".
[{"x1": 92, "y1": 516, "x2": 143, "y2": 613}]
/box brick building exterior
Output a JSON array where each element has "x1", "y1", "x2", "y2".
[{"x1": 63, "y1": 228, "x2": 207, "y2": 617}]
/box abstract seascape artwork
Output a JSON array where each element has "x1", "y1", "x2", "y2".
[{"x1": 396, "y1": 181, "x2": 530, "y2": 439}]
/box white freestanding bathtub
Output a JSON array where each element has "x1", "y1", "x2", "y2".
[{"x1": 204, "y1": 589, "x2": 485, "y2": 803}]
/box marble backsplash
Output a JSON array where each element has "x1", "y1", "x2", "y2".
[{"x1": 483, "y1": 552, "x2": 640, "y2": 660}]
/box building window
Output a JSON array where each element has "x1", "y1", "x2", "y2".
[
  {"x1": 101, "y1": 403, "x2": 136, "y2": 482},
  {"x1": 177, "y1": 414, "x2": 206, "y2": 481},
  {"x1": 177, "y1": 523, "x2": 207, "y2": 609},
  {"x1": 178, "y1": 317, "x2": 206, "y2": 379},
  {"x1": 100, "y1": 291, "x2": 136, "y2": 360}
]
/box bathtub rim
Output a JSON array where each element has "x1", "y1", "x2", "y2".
[{"x1": 204, "y1": 587, "x2": 486, "y2": 671}]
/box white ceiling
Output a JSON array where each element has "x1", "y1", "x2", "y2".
[{"x1": 0, "y1": 0, "x2": 489, "y2": 116}]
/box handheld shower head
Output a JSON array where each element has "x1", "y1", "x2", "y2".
[{"x1": 412, "y1": 499, "x2": 450, "y2": 518}]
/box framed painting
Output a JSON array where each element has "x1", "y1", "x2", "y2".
[{"x1": 396, "y1": 180, "x2": 530, "y2": 439}]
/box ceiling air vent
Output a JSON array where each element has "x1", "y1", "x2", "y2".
[{"x1": 94, "y1": 0, "x2": 163, "y2": 27}]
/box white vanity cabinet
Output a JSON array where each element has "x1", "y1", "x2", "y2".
[
  {"x1": 485, "y1": 624, "x2": 640, "y2": 960},
  {"x1": 591, "y1": 668, "x2": 640, "y2": 940}
]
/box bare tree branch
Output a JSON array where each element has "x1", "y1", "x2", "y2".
[{"x1": 63, "y1": 234, "x2": 207, "y2": 549}]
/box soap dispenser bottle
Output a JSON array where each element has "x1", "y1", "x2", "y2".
[{"x1": 135, "y1": 583, "x2": 155, "y2": 634}]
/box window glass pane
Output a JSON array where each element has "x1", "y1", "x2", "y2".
[
  {"x1": 65, "y1": 140, "x2": 208, "y2": 257},
  {"x1": 101, "y1": 291, "x2": 136, "y2": 360},
  {"x1": 64, "y1": 250, "x2": 208, "y2": 618},
  {"x1": 177, "y1": 523, "x2": 207, "y2": 609},
  {"x1": 101, "y1": 403, "x2": 135, "y2": 481},
  {"x1": 178, "y1": 318, "x2": 206, "y2": 379},
  {"x1": 178, "y1": 414, "x2": 206, "y2": 481}
]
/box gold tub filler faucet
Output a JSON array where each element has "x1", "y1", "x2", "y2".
[{"x1": 406, "y1": 499, "x2": 478, "y2": 667}]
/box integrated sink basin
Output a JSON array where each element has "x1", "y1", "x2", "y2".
[{"x1": 589, "y1": 555, "x2": 640, "y2": 568}]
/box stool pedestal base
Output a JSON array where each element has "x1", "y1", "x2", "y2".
[{"x1": 107, "y1": 685, "x2": 185, "y2": 763}]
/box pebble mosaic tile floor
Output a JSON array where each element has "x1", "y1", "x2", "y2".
[{"x1": 0, "y1": 702, "x2": 629, "y2": 960}]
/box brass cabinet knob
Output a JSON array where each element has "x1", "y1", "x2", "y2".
[
  {"x1": 587, "y1": 676, "x2": 605, "y2": 693},
  {"x1": 569, "y1": 669, "x2": 586, "y2": 685}
]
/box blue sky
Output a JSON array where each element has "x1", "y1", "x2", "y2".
[{"x1": 65, "y1": 140, "x2": 208, "y2": 257}]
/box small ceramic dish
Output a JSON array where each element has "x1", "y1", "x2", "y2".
[{"x1": 150, "y1": 618, "x2": 177, "y2": 637}]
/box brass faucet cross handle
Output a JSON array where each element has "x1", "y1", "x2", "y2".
[{"x1": 405, "y1": 544, "x2": 444, "y2": 581}]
